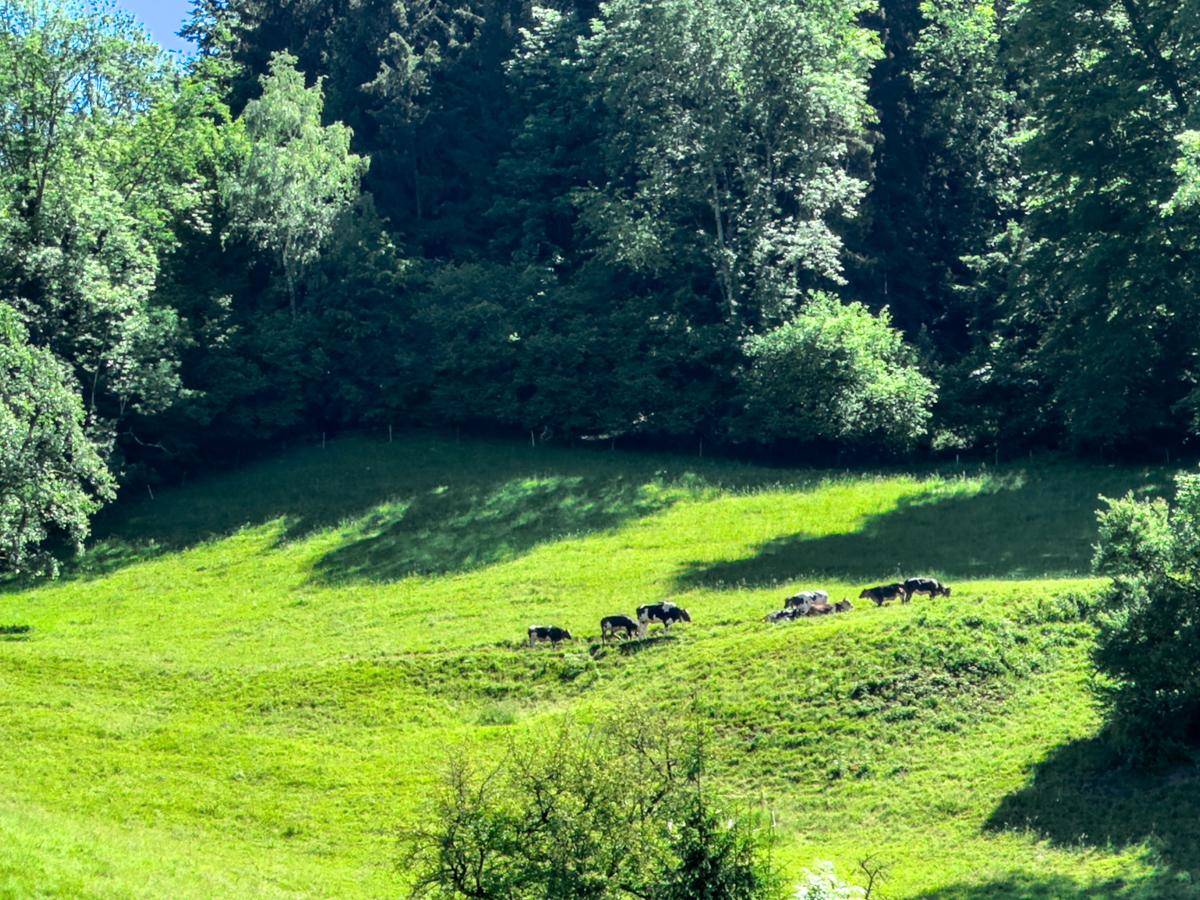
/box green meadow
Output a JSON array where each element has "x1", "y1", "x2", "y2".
[{"x1": 2, "y1": 435, "x2": 1196, "y2": 897}]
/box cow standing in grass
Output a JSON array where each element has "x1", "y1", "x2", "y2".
[
  {"x1": 528, "y1": 625, "x2": 573, "y2": 647},
  {"x1": 902, "y1": 577, "x2": 951, "y2": 601},
  {"x1": 637, "y1": 602, "x2": 691, "y2": 631},
  {"x1": 601, "y1": 615, "x2": 641, "y2": 642},
  {"x1": 859, "y1": 583, "x2": 907, "y2": 606}
]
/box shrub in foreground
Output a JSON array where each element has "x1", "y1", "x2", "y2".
[
  {"x1": 1093, "y1": 472, "x2": 1200, "y2": 762},
  {"x1": 405, "y1": 710, "x2": 783, "y2": 899}
]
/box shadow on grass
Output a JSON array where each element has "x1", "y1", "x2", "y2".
[
  {"x1": 984, "y1": 736, "x2": 1200, "y2": 891},
  {"x1": 16, "y1": 436, "x2": 1169, "y2": 590},
  {"x1": 676, "y1": 466, "x2": 1168, "y2": 587},
  {"x1": 310, "y1": 472, "x2": 673, "y2": 583},
  {"x1": 28, "y1": 436, "x2": 715, "y2": 586},
  {"x1": 915, "y1": 871, "x2": 1189, "y2": 899},
  {"x1": 614, "y1": 634, "x2": 678, "y2": 656}
]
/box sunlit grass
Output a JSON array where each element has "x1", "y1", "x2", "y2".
[{"x1": 0, "y1": 435, "x2": 1188, "y2": 897}]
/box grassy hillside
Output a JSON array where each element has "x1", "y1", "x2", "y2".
[{"x1": 1, "y1": 435, "x2": 1195, "y2": 897}]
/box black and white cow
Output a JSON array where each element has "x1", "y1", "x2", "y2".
[
  {"x1": 528, "y1": 625, "x2": 573, "y2": 647},
  {"x1": 784, "y1": 590, "x2": 829, "y2": 612},
  {"x1": 902, "y1": 577, "x2": 951, "y2": 600},
  {"x1": 637, "y1": 602, "x2": 692, "y2": 630},
  {"x1": 764, "y1": 608, "x2": 800, "y2": 623}
]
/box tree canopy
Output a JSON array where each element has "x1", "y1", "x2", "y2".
[
  {"x1": 0, "y1": 303, "x2": 113, "y2": 576},
  {"x1": 5, "y1": 0, "x2": 1200, "y2": 572},
  {"x1": 222, "y1": 51, "x2": 369, "y2": 318}
]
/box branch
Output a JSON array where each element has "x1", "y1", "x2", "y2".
[
  {"x1": 858, "y1": 854, "x2": 890, "y2": 900},
  {"x1": 1119, "y1": 0, "x2": 1189, "y2": 117}
]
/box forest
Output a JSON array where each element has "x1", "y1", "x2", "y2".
[
  {"x1": 3, "y1": 0, "x2": 1198, "y2": 575},
  {"x1": 8, "y1": 2, "x2": 1200, "y2": 897}
]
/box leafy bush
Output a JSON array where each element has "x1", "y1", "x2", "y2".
[
  {"x1": 1093, "y1": 474, "x2": 1200, "y2": 762},
  {"x1": 406, "y1": 710, "x2": 783, "y2": 898},
  {"x1": 738, "y1": 294, "x2": 937, "y2": 450},
  {"x1": 0, "y1": 304, "x2": 114, "y2": 576}
]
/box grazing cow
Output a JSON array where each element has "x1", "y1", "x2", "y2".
[
  {"x1": 902, "y1": 577, "x2": 951, "y2": 601},
  {"x1": 785, "y1": 590, "x2": 829, "y2": 611},
  {"x1": 834, "y1": 599, "x2": 854, "y2": 613},
  {"x1": 528, "y1": 625, "x2": 573, "y2": 647},
  {"x1": 601, "y1": 614, "x2": 641, "y2": 642},
  {"x1": 638, "y1": 602, "x2": 692, "y2": 630},
  {"x1": 859, "y1": 583, "x2": 907, "y2": 607}
]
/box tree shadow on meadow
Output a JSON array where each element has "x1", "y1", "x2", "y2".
[
  {"x1": 980, "y1": 736, "x2": 1200, "y2": 897},
  {"x1": 309, "y1": 471, "x2": 677, "y2": 583},
  {"x1": 675, "y1": 465, "x2": 1169, "y2": 588},
  {"x1": 21, "y1": 436, "x2": 717, "y2": 587},
  {"x1": 7, "y1": 437, "x2": 1172, "y2": 590},
  {"x1": 915, "y1": 871, "x2": 1186, "y2": 899}
]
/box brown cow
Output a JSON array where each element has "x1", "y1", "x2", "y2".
[
  {"x1": 601, "y1": 615, "x2": 641, "y2": 642},
  {"x1": 858, "y1": 583, "x2": 906, "y2": 607}
]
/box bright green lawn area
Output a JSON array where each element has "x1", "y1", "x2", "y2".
[{"x1": 1, "y1": 435, "x2": 1196, "y2": 897}]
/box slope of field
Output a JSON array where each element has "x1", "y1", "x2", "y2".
[{"x1": 1, "y1": 435, "x2": 1195, "y2": 898}]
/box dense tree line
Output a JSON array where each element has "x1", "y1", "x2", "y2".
[{"x1": 2, "y1": 0, "x2": 1199, "y2": 572}]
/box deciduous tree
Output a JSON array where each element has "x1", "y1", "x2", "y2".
[
  {"x1": 222, "y1": 51, "x2": 368, "y2": 318},
  {"x1": 576, "y1": 0, "x2": 879, "y2": 329},
  {"x1": 0, "y1": 0, "x2": 218, "y2": 428},
  {"x1": 0, "y1": 303, "x2": 113, "y2": 576}
]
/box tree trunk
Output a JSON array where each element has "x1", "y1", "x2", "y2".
[
  {"x1": 412, "y1": 145, "x2": 424, "y2": 220},
  {"x1": 286, "y1": 267, "x2": 297, "y2": 321},
  {"x1": 709, "y1": 162, "x2": 737, "y2": 319}
]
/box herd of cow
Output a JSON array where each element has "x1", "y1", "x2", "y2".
[
  {"x1": 526, "y1": 576, "x2": 952, "y2": 647},
  {"x1": 527, "y1": 602, "x2": 691, "y2": 647}
]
